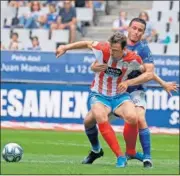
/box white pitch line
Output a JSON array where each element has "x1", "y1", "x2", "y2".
[{"x1": 28, "y1": 140, "x2": 178, "y2": 152}]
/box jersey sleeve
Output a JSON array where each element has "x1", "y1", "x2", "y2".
[
  {"x1": 140, "y1": 45, "x2": 154, "y2": 64},
  {"x1": 92, "y1": 42, "x2": 110, "y2": 64},
  {"x1": 135, "y1": 55, "x2": 143, "y2": 65}
]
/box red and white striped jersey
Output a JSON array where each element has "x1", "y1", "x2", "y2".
[{"x1": 91, "y1": 42, "x2": 143, "y2": 96}]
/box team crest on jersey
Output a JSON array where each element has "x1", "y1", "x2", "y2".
[
  {"x1": 105, "y1": 67, "x2": 122, "y2": 77},
  {"x1": 122, "y1": 62, "x2": 129, "y2": 68}
]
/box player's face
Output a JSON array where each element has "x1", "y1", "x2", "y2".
[
  {"x1": 110, "y1": 43, "x2": 123, "y2": 59},
  {"x1": 128, "y1": 21, "x2": 145, "y2": 42},
  {"x1": 32, "y1": 38, "x2": 38, "y2": 46},
  {"x1": 64, "y1": 1, "x2": 71, "y2": 9},
  {"x1": 49, "y1": 5, "x2": 56, "y2": 13},
  {"x1": 12, "y1": 34, "x2": 18, "y2": 42},
  {"x1": 32, "y1": 1, "x2": 40, "y2": 11}
]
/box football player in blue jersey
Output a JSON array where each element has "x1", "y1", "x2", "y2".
[{"x1": 81, "y1": 18, "x2": 178, "y2": 168}]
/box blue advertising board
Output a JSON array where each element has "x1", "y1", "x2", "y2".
[
  {"x1": 1, "y1": 51, "x2": 179, "y2": 85},
  {"x1": 1, "y1": 83, "x2": 179, "y2": 129}
]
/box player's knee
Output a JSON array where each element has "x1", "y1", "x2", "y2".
[
  {"x1": 84, "y1": 113, "x2": 96, "y2": 128},
  {"x1": 124, "y1": 112, "x2": 138, "y2": 125},
  {"x1": 136, "y1": 108, "x2": 147, "y2": 128},
  {"x1": 91, "y1": 106, "x2": 107, "y2": 123}
]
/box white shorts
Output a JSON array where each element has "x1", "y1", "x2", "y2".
[{"x1": 108, "y1": 90, "x2": 146, "y2": 121}]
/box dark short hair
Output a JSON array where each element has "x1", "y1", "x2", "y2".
[
  {"x1": 108, "y1": 32, "x2": 127, "y2": 49},
  {"x1": 129, "y1": 17, "x2": 146, "y2": 30},
  {"x1": 11, "y1": 32, "x2": 18, "y2": 38},
  {"x1": 31, "y1": 36, "x2": 39, "y2": 41}
]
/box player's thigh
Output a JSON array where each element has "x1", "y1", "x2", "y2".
[
  {"x1": 88, "y1": 92, "x2": 111, "y2": 122},
  {"x1": 114, "y1": 101, "x2": 138, "y2": 124},
  {"x1": 91, "y1": 102, "x2": 111, "y2": 123},
  {"x1": 84, "y1": 110, "x2": 97, "y2": 128}
]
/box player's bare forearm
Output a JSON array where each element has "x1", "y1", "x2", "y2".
[
  {"x1": 64, "y1": 41, "x2": 94, "y2": 50},
  {"x1": 56, "y1": 41, "x2": 94, "y2": 58},
  {"x1": 126, "y1": 71, "x2": 154, "y2": 86},
  {"x1": 153, "y1": 73, "x2": 166, "y2": 86}
]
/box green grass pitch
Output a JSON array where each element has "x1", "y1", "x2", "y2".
[{"x1": 1, "y1": 129, "x2": 179, "y2": 175}]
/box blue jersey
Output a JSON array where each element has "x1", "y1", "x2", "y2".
[{"x1": 126, "y1": 40, "x2": 154, "y2": 93}]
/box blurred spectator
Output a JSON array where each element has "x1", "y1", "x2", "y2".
[
  {"x1": 86, "y1": 1, "x2": 93, "y2": 8},
  {"x1": 9, "y1": 0, "x2": 27, "y2": 7},
  {"x1": 44, "y1": 4, "x2": 58, "y2": 29},
  {"x1": 8, "y1": 32, "x2": 23, "y2": 50},
  {"x1": 112, "y1": 11, "x2": 129, "y2": 36},
  {"x1": 0, "y1": 41, "x2": 6, "y2": 50},
  {"x1": 18, "y1": 1, "x2": 46, "y2": 29},
  {"x1": 51, "y1": 1, "x2": 77, "y2": 43},
  {"x1": 74, "y1": 0, "x2": 86, "y2": 7},
  {"x1": 74, "y1": 0, "x2": 92, "y2": 8},
  {"x1": 93, "y1": 1, "x2": 104, "y2": 9},
  {"x1": 139, "y1": 11, "x2": 157, "y2": 42},
  {"x1": 27, "y1": 36, "x2": 41, "y2": 51}
]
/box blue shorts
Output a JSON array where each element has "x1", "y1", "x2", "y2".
[{"x1": 88, "y1": 92, "x2": 132, "y2": 112}]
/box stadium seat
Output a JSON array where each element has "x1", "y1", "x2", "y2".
[
  {"x1": 172, "y1": 1, "x2": 179, "y2": 12},
  {"x1": 154, "y1": 22, "x2": 169, "y2": 33},
  {"x1": 169, "y1": 23, "x2": 179, "y2": 34},
  {"x1": 51, "y1": 30, "x2": 69, "y2": 43},
  {"x1": 1, "y1": 29, "x2": 11, "y2": 48},
  {"x1": 17, "y1": 7, "x2": 30, "y2": 18},
  {"x1": 150, "y1": 11, "x2": 179, "y2": 23},
  {"x1": 13, "y1": 29, "x2": 31, "y2": 43},
  {"x1": 148, "y1": 43, "x2": 165, "y2": 55},
  {"x1": 149, "y1": 10, "x2": 161, "y2": 22},
  {"x1": 41, "y1": 7, "x2": 49, "y2": 15},
  {"x1": 152, "y1": 1, "x2": 170, "y2": 11},
  {"x1": 162, "y1": 11, "x2": 179, "y2": 23},
  {"x1": 2, "y1": 6, "x2": 16, "y2": 19},
  {"x1": 40, "y1": 40, "x2": 56, "y2": 52},
  {"x1": 76, "y1": 8, "x2": 93, "y2": 22},
  {"x1": 165, "y1": 44, "x2": 179, "y2": 55},
  {"x1": 1, "y1": 1, "x2": 8, "y2": 8},
  {"x1": 2, "y1": 6, "x2": 17, "y2": 27}
]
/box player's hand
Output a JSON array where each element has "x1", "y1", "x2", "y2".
[
  {"x1": 91, "y1": 61, "x2": 108, "y2": 72},
  {"x1": 56, "y1": 45, "x2": 67, "y2": 58},
  {"x1": 162, "y1": 81, "x2": 178, "y2": 96},
  {"x1": 118, "y1": 81, "x2": 129, "y2": 93}
]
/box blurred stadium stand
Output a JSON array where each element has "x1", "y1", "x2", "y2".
[{"x1": 1, "y1": 1, "x2": 179, "y2": 55}]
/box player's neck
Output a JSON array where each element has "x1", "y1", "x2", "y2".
[
  {"x1": 127, "y1": 38, "x2": 138, "y2": 46},
  {"x1": 112, "y1": 51, "x2": 126, "y2": 61}
]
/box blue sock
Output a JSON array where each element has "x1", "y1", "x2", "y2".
[
  {"x1": 139, "y1": 128, "x2": 151, "y2": 159},
  {"x1": 85, "y1": 125, "x2": 101, "y2": 152}
]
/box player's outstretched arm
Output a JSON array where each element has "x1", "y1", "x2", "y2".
[
  {"x1": 153, "y1": 73, "x2": 178, "y2": 96},
  {"x1": 56, "y1": 41, "x2": 97, "y2": 58}
]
